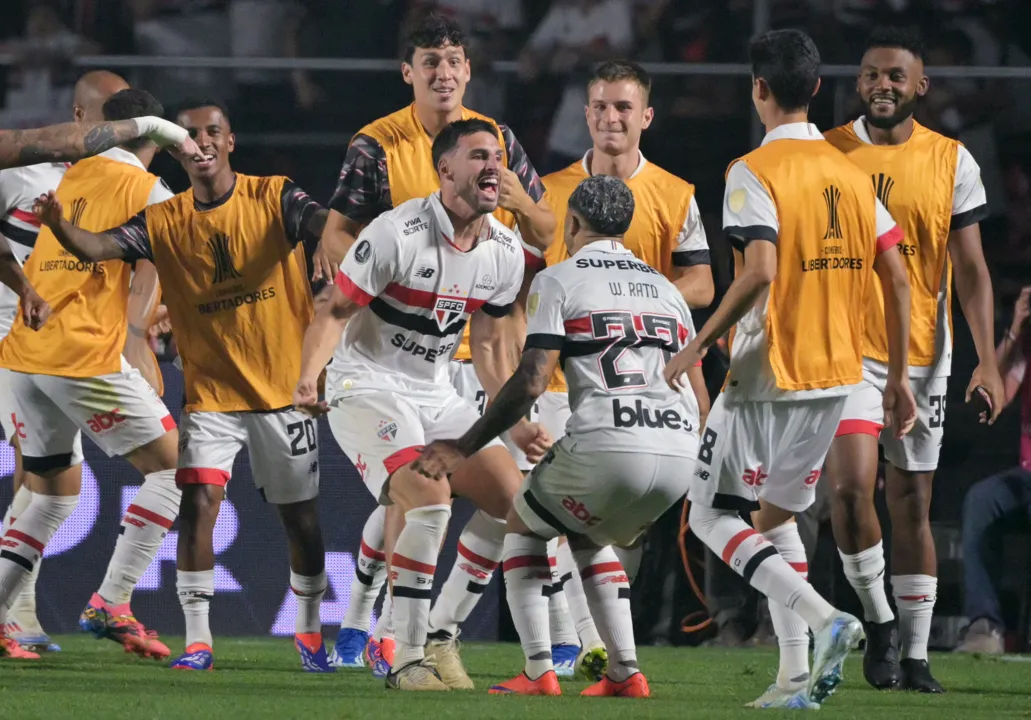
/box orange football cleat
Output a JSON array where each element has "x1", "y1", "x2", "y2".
[
  {"x1": 489, "y1": 670, "x2": 562, "y2": 696},
  {"x1": 581, "y1": 672, "x2": 651, "y2": 698}
]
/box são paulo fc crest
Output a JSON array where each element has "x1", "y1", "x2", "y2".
[
  {"x1": 433, "y1": 284, "x2": 468, "y2": 331},
  {"x1": 377, "y1": 419, "x2": 398, "y2": 442}
]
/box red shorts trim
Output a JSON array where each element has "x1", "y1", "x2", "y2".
[
  {"x1": 835, "y1": 419, "x2": 883, "y2": 438},
  {"x1": 383, "y1": 446, "x2": 425, "y2": 476},
  {"x1": 125, "y1": 503, "x2": 175, "y2": 530},
  {"x1": 175, "y1": 467, "x2": 231, "y2": 488},
  {"x1": 160, "y1": 415, "x2": 177, "y2": 432},
  {"x1": 457, "y1": 541, "x2": 500, "y2": 571}
]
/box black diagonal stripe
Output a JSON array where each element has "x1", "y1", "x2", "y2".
[
  {"x1": 355, "y1": 568, "x2": 375, "y2": 586},
  {"x1": 618, "y1": 587, "x2": 632, "y2": 600},
  {"x1": 522, "y1": 489, "x2": 576, "y2": 538},
  {"x1": 369, "y1": 297, "x2": 467, "y2": 338},
  {"x1": 465, "y1": 581, "x2": 488, "y2": 595},
  {"x1": 742, "y1": 545, "x2": 779, "y2": 583},
  {"x1": 672, "y1": 249, "x2": 712, "y2": 267},
  {"x1": 542, "y1": 584, "x2": 558, "y2": 597},
  {"x1": 393, "y1": 586, "x2": 432, "y2": 600},
  {"x1": 560, "y1": 335, "x2": 676, "y2": 368},
  {"x1": 525, "y1": 333, "x2": 564, "y2": 351},
  {"x1": 0, "y1": 550, "x2": 33, "y2": 572},
  {"x1": 554, "y1": 571, "x2": 572, "y2": 591},
  {"x1": 0, "y1": 219, "x2": 39, "y2": 248}
]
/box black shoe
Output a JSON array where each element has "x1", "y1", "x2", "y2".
[
  {"x1": 863, "y1": 621, "x2": 901, "y2": 690},
  {"x1": 899, "y1": 658, "x2": 945, "y2": 693}
]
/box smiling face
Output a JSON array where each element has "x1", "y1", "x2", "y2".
[
  {"x1": 586, "y1": 79, "x2": 653, "y2": 156},
  {"x1": 403, "y1": 42, "x2": 470, "y2": 115},
  {"x1": 438, "y1": 130, "x2": 502, "y2": 215},
  {"x1": 176, "y1": 106, "x2": 234, "y2": 180},
  {"x1": 858, "y1": 46, "x2": 928, "y2": 130}
]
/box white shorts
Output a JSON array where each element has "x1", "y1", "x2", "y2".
[
  {"x1": 515, "y1": 436, "x2": 694, "y2": 547},
  {"x1": 836, "y1": 360, "x2": 948, "y2": 472},
  {"x1": 176, "y1": 409, "x2": 320, "y2": 505},
  {"x1": 537, "y1": 390, "x2": 571, "y2": 443},
  {"x1": 688, "y1": 393, "x2": 846, "y2": 514},
  {"x1": 449, "y1": 360, "x2": 538, "y2": 472},
  {"x1": 327, "y1": 387, "x2": 505, "y2": 504},
  {"x1": 7, "y1": 359, "x2": 175, "y2": 472},
  {"x1": 0, "y1": 368, "x2": 18, "y2": 444}
]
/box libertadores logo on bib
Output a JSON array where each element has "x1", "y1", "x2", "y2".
[{"x1": 433, "y1": 284, "x2": 468, "y2": 331}]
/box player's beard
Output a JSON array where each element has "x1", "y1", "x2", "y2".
[{"x1": 864, "y1": 93, "x2": 919, "y2": 130}]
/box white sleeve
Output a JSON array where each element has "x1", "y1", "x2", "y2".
[
  {"x1": 333, "y1": 217, "x2": 400, "y2": 306},
  {"x1": 874, "y1": 198, "x2": 903, "y2": 254},
  {"x1": 524, "y1": 273, "x2": 566, "y2": 347},
  {"x1": 483, "y1": 253, "x2": 525, "y2": 316},
  {"x1": 952, "y1": 145, "x2": 988, "y2": 226},
  {"x1": 671, "y1": 195, "x2": 710, "y2": 267},
  {"x1": 146, "y1": 178, "x2": 175, "y2": 207},
  {"x1": 723, "y1": 161, "x2": 778, "y2": 250},
  {"x1": 0, "y1": 170, "x2": 20, "y2": 215}
]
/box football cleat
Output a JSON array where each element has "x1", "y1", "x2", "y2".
[
  {"x1": 581, "y1": 672, "x2": 651, "y2": 698},
  {"x1": 0, "y1": 633, "x2": 40, "y2": 660},
  {"x1": 900, "y1": 658, "x2": 945, "y2": 694},
  {"x1": 577, "y1": 645, "x2": 609, "y2": 681},
  {"x1": 170, "y1": 643, "x2": 214, "y2": 671},
  {"x1": 551, "y1": 643, "x2": 580, "y2": 678},
  {"x1": 80, "y1": 592, "x2": 170, "y2": 660},
  {"x1": 863, "y1": 621, "x2": 900, "y2": 689},
  {"x1": 5, "y1": 620, "x2": 60, "y2": 653},
  {"x1": 746, "y1": 683, "x2": 819, "y2": 709},
  {"x1": 809, "y1": 612, "x2": 864, "y2": 704},
  {"x1": 329, "y1": 627, "x2": 368, "y2": 668},
  {"x1": 366, "y1": 636, "x2": 395, "y2": 679},
  {"x1": 425, "y1": 631, "x2": 474, "y2": 689},
  {"x1": 489, "y1": 670, "x2": 562, "y2": 696},
  {"x1": 295, "y1": 632, "x2": 335, "y2": 673},
  {"x1": 386, "y1": 659, "x2": 449, "y2": 691}
]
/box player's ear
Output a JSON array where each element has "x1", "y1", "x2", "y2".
[
  {"x1": 401, "y1": 62, "x2": 414, "y2": 86},
  {"x1": 812, "y1": 77, "x2": 822, "y2": 98},
  {"x1": 916, "y1": 73, "x2": 930, "y2": 98},
  {"x1": 227, "y1": 132, "x2": 236, "y2": 153},
  {"x1": 641, "y1": 105, "x2": 655, "y2": 130}
]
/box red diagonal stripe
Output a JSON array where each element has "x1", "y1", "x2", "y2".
[
  {"x1": 335, "y1": 272, "x2": 374, "y2": 307},
  {"x1": 721, "y1": 529, "x2": 758, "y2": 565},
  {"x1": 458, "y1": 541, "x2": 499, "y2": 571},
  {"x1": 898, "y1": 594, "x2": 928, "y2": 602},
  {"x1": 383, "y1": 282, "x2": 485, "y2": 314},
  {"x1": 9, "y1": 208, "x2": 41, "y2": 227},
  {"x1": 789, "y1": 562, "x2": 808, "y2": 574},
  {"x1": 125, "y1": 504, "x2": 174, "y2": 530},
  {"x1": 360, "y1": 539, "x2": 386, "y2": 562},
  {"x1": 5, "y1": 529, "x2": 44, "y2": 553},
  {"x1": 392, "y1": 553, "x2": 436, "y2": 575},
  {"x1": 564, "y1": 317, "x2": 591, "y2": 334},
  {"x1": 580, "y1": 561, "x2": 625, "y2": 580},
  {"x1": 502, "y1": 555, "x2": 550, "y2": 572}
]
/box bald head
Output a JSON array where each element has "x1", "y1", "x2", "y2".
[{"x1": 73, "y1": 71, "x2": 130, "y2": 124}]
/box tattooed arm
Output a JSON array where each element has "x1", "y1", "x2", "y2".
[{"x1": 0, "y1": 117, "x2": 200, "y2": 169}]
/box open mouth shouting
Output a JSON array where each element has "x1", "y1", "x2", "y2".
[{"x1": 477, "y1": 173, "x2": 499, "y2": 202}]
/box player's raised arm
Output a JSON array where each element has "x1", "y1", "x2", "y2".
[
  {"x1": 33, "y1": 190, "x2": 135, "y2": 261},
  {"x1": 498, "y1": 125, "x2": 555, "y2": 252},
  {"x1": 320, "y1": 134, "x2": 391, "y2": 268},
  {"x1": 0, "y1": 117, "x2": 201, "y2": 169}
]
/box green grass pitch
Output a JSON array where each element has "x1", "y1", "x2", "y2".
[{"x1": 1, "y1": 636, "x2": 1028, "y2": 719}]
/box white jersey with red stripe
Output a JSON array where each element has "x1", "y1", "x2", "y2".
[
  {"x1": 524, "y1": 240, "x2": 700, "y2": 458},
  {"x1": 0, "y1": 162, "x2": 69, "y2": 339},
  {"x1": 328, "y1": 192, "x2": 524, "y2": 399}
]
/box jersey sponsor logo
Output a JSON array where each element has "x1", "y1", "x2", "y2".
[
  {"x1": 208, "y1": 233, "x2": 243, "y2": 284},
  {"x1": 611, "y1": 399, "x2": 694, "y2": 432},
  {"x1": 575, "y1": 257, "x2": 661, "y2": 276},
  {"x1": 822, "y1": 185, "x2": 843, "y2": 240},
  {"x1": 804, "y1": 469, "x2": 821, "y2": 486},
  {"x1": 403, "y1": 217, "x2": 429, "y2": 236},
  {"x1": 390, "y1": 333, "x2": 456, "y2": 362},
  {"x1": 415, "y1": 266, "x2": 435, "y2": 278},
  {"x1": 486, "y1": 226, "x2": 516, "y2": 253},
  {"x1": 742, "y1": 467, "x2": 768, "y2": 487},
  {"x1": 87, "y1": 409, "x2": 127, "y2": 434},
  {"x1": 70, "y1": 197, "x2": 88, "y2": 226},
  {"x1": 353, "y1": 239, "x2": 371, "y2": 264},
  {"x1": 475, "y1": 275, "x2": 495, "y2": 291},
  {"x1": 561, "y1": 496, "x2": 601, "y2": 526},
  {"x1": 377, "y1": 419, "x2": 398, "y2": 442},
  {"x1": 37, "y1": 251, "x2": 105, "y2": 275},
  {"x1": 800, "y1": 256, "x2": 864, "y2": 272},
  {"x1": 872, "y1": 173, "x2": 895, "y2": 207}
]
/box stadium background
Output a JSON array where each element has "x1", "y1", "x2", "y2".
[{"x1": 0, "y1": 0, "x2": 1030, "y2": 649}]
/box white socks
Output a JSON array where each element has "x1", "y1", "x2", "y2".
[
  {"x1": 342, "y1": 505, "x2": 387, "y2": 634},
  {"x1": 0, "y1": 493, "x2": 78, "y2": 624},
  {"x1": 99, "y1": 469, "x2": 180, "y2": 606},
  {"x1": 839, "y1": 541, "x2": 894, "y2": 625},
  {"x1": 892, "y1": 574, "x2": 936, "y2": 660},
  {"x1": 2, "y1": 486, "x2": 41, "y2": 629},
  {"x1": 573, "y1": 546, "x2": 638, "y2": 682},
  {"x1": 555, "y1": 539, "x2": 603, "y2": 650},
  {"x1": 613, "y1": 544, "x2": 644, "y2": 586},
  {"x1": 392, "y1": 504, "x2": 450, "y2": 667},
  {"x1": 428, "y1": 509, "x2": 503, "y2": 639},
  {"x1": 291, "y1": 570, "x2": 327, "y2": 636},
  {"x1": 763, "y1": 523, "x2": 811, "y2": 689},
  {"x1": 178, "y1": 569, "x2": 215, "y2": 648},
  {"x1": 373, "y1": 592, "x2": 394, "y2": 642},
  {"x1": 502, "y1": 534, "x2": 553, "y2": 679},
  {"x1": 546, "y1": 538, "x2": 580, "y2": 647}
]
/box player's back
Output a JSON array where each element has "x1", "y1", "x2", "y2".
[
  {"x1": 726, "y1": 131, "x2": 880, "y2": 398},
  {"x1": 0, "y1": 154, "x2": 159, "y2": 377},
  {"x1": 533, "y1": 241, "x2": 699, "y2": 457}
]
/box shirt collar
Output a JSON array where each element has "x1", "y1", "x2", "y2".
[
  {"x1": 581, "y1": 149, "x2": 647, "y2": 180},
  {"x1": 99, "y1": 146, "x2": 147, "y2": 171},
  {"x1": 427, "y1": 192, "x2": 492, "y2": 251},
  {"x1": 852, "y1": 116, "x2": 874, "y2": 144},
  {"x1": 760, "y1": 122, "x2": 823, "y2": 146},
  {"x1": 573, "y1": 239, "x2": 632, "y2": 258}
]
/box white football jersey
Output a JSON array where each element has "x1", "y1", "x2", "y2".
[
  {"x1": 526, "y1": 240, "x2": 700, "y2": 457},
  {"x1": 329, "y1": 192, "x2": 524, "y2": 398},
  {"x1": 0, "y1": 162, "x2": 69, "y2": 338}
]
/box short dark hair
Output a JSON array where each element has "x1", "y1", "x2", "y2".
[
  {"x1": 588, "y1": 60, "x2": 652, "y2": 101},
  {"x1": 174, "y1": 97, "x2": 232, "y2": 129},
  {"x1": 403, "y1": 12, "x2": 466, "y2": 65},
  {"x1": 569, "y1": 176, "x2": 635, "y2": 237},
  {"x1": 431, "y1": 118, "x2": 499, "y2": 171},
  {"x1": 103, "y1": 89, "x2": 164, "y2": 150},
  {"x1": 865, "y1": 26, "x2": 925, "y2": 61},
  {"x1": 750, "y1": 29, "x2": 821, "y2": 113}
]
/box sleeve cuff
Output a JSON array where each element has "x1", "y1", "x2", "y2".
[
  {"x1": 482, "y1": 302, "x2": 514, "y2": 318},
  {"x1": 334, "y1": 271, "x2": 374, "y2": 306},
  {"x1": 876, "y1": 224, "x2": 904, "y2": 254},
  {"x1": 525, "y1": 333, "x2": 565, "y2": 350},
  {"x1": 672, "y1": 249, "x2": 712, "y2": 267},
  {"x1": 726, "y1": 225, "x2": 777, "y2": 253},
  {"x1": 950, "y1": 203, "x2": 989, "y2": 231}
]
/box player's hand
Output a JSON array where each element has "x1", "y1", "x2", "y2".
[
  {"x1": 510, "y1": 420, "x2": 552, "y2": 464},
  {"x1": 311, "y1": 239, "x2": 338, "y2": 283},
  {"x1": 882, "y1": 376, "x2": 917, "y2": 439},
  {"x1": 664, "y1": 341, "x2": 703, "y2": 391},
  {"x1": 967, "y1": 362, "x2": 1004, "y2": 425},
  {"x1": 293, "y1": 378, "x2": 328, "y2": 417},
  {"x1": 412, "y1": 440, "x2": 465, "y2": 480},
  {"x1": 149, "y1": 304, "x2": 172, "y2": 336},
  {"x1": 20, "y1": 287, "x2": 50, "y2": 331},
  {"x1": 174, "y1": 136, "x2": 204, "y2": 162},
  {"x1": 32, "y1": 191, "x2": 63, "y2": 228},
  {"x1": 498, "y1": 167, "x2": 531, "y2": 215}
]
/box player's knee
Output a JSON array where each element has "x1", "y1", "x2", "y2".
[
  {"x1": 126, "y1": 430, "x2": 178, "y2": 475},
  {"x1": 180, "y1": 484, "x2": 222, "y2": 526},
  {"x1": 277, "y1": 498, "x2": 323, "y2": 540},
  {"x1": 389, "y1": 466, "x2": 451, "y2": 510}
]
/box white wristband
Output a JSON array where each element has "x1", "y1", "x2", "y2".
[{"x1": 132, "y1": 116, "x2": 188, "y2": 147}]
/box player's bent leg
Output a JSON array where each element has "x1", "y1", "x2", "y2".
[
  {"x1": 546, "y1": 538, "x2": 582, "y2": 678},
  {"x1": 331, "y1": 505, "x2": 387, "y2": 669},
  {"x1": 553, "y1": 537, "x2": 607, "y2": 679},
  {"x1": 826, "y1": 430, "x2": 899, "y2": 690}
]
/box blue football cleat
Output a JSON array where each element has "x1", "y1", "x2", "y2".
[
  {"x1": 366, "y1": 636, "x2": 394, "y2": 679},
  {"x1": 295, "y1": 633, "x2": 335, "y2": 673},
  {"x1": 551, "y1": 643, "x2": 580, "y2": 678},
  {"x1": 810, "y1": 612, "x2": 864, "y2": 704},
  {"x1": 170, "y1": 643, "x2": 215, "y2": 671},
  {"x1": 329, "y1": 627, "x2": 368, "y2": 668},
  {"x1": 746, "y1": 682, "x2": 820, "y2": 709}
]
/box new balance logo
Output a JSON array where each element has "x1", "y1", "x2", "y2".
[
  {"x1": 70, "y1": 198, "x2": 87, "y2": 227},
  {"x1": 415, "y1": 266, "x2": 435, "y2": 278},
  {"x1": 208, "y1": 232, "x2": 242, "y2": 284},
  {"x1": 872, "y1": 173, "x2": 895, "y2": 207},
  {"x1": 822, "y1": 185, "x2": 842, "y2": 240}
]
